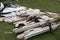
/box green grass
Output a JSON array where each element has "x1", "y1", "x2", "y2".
[{"x1": 0, "y1": 0, "x2": 60, "y2": 40}]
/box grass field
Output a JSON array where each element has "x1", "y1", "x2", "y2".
[{"x1": 0, "y1": 0, "x2": 60, "y2": 40}]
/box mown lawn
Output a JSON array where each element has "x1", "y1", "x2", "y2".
[{"x1": 0, "y1": 0, "x2": 60, "y2": 40}]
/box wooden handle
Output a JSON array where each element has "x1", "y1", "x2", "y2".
[{"x1": 5, "y1": 32, "x2": 13, "y2": 34}]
